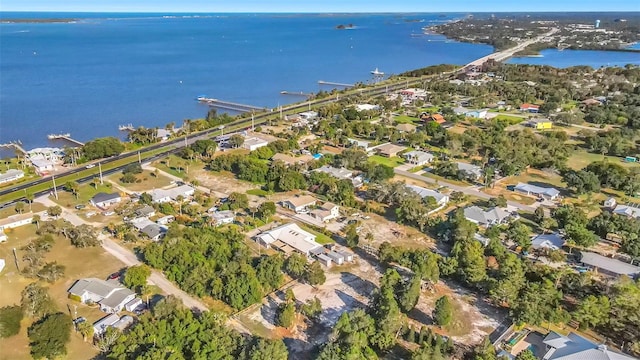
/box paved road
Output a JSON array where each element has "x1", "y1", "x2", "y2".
[{"x1": 394, "y1": 168, "x2": 540, "y2": 213}]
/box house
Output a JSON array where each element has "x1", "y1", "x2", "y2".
[
  {"x1": 156, "y1": 215, "x2": 175, "y2": 225},
  {"x1": 463, "y1": 206, "x2": 512, "y2": 227},
  {"x1": 396, "y1": 123, "x2": 417, "y2": 133},
  {"x1": 156, "y1": 128, "x2": 173, "y2": 141},
  {"x1": 298, "y1": 111, "x2": 318, "y2": 120},
  {"x1": 542, "y1": 331, "x2": 637, "y2": 360},
  {"x1": 255, "y1": 223, "x2": 323, "y2": 256},
  {"x1": 271, "y1": 153, "x2": 313, "y2": 166},
  {"x1": 0, "y1": 169, "x2": 24, "y2": 184},
  {"x1": 514, "y1": 183, "x2": 560, "y2": 200},
  {"x1": 474, "y1": 233, "x2": 490, "y2": 247},
  {"x1": 613, "y1": 204, "x2": 640, "y2": 219},
  {"x1": 150, "y1": 185, "x2": 195, "y2": 203},
  {"x1": 579, "y1": 252, "x2": 640, "y2": 278},
  {"x1": 313, "y1": 165, "x2": 363, "y2": 187},
  {"x1": 403, "y1": 150, "x2": 434, "y2": 166},
  {"x1": 68, "y1": 278, "x2": 136, "y2": 313},
  {"x1": 112, "y1": 315, "x2": 135, "y2": 332},
  {"x1": 452, "y1": 107, "x2": 469, "y2": 116},
  {"x1": 310, "y1": 202, "x2": 340, "y2": 222},
  {"x1": 0, "y1": 213, "x2": 34, "y2": 232},
  {"x1": 135, "y1": 205, "x2": 156, "y2": 218},
  {"x1": 242, "y1": 137, "x2": 269, "y2": 151},
  {"x1": 336, "y1": 250, "x2": 354, "y2": 262},
  {"x1": 348, "y1": 138, "x2": 374, "y2": 152},
  {"x1": 406, "y1": 185, "x2": 449, "y2": 206},
  {"x1": 355, "y1": 104, "x2": 380, "y2": 111},
  {"x1": 93, "y1": 313, "x2": 120, "y2": 336},
  {"x1": 282, "y1": 195, "x2": 317, "y2": 213},
  {"x1": 141, "y1": 224, "x2": 166, "y2": 241},
  {"x1": 422, "y1": 113, "x2": 446, "y2": 124},
  {"x1": 90, "y1": 192, "x2": 122, "y2": 209},
  {"x1": 531, "y1": 233, "x2": 565, "y2": 250},
  {"x1": 604, "y1": 197, "x2": 617, "y2": 209},
  {"x1": 28, "y1": 147, "x2": 63, "y2": 175},
  {"x1": 464, "y1": 109, "x2": 489, "y2": 119},
  {"x1": 30, "y1": 157, "x2": 56, "y2": 174},
  {"x1": 527, "y1": 118, "x2": 553, "y2": 130},
  {"x1": 124, "y1": 298, "x2": 144, "y2": 312},
  {"x1": 211, "y1": 210, "x2": 235, "y2": 226},
  {"x1": 456, "y1": 162, "x2": 483, "y2": 181},
  {"x1": 374, "y1": 143, "x2": 407, "y2": 158},
  {"x1": 519, "y1": 103, "x2": 540, "y2": 113}
]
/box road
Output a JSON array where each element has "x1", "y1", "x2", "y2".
[
  {"x1": 394, "y1": 168, "x2": 540, "y2": 213},
  {"x1": 466, "y1": 28, "x2": 559, "y2": 67}
]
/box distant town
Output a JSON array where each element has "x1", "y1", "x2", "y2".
[{"x1": 0, "y1": 13, "x2": 639, "y2": 360}]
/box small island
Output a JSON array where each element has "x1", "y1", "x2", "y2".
[{"x1": 336, "y1": 23, "x2": 355, "y2": 30}]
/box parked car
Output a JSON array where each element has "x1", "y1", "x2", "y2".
[
  {"x1": 75, "y1": 204, "x2": 86, "y2": 210},
  {"x1": 107, "y1": 272, "x2": 121, "y2": 280},
  {"x1": 85, "y1": 164, "x2": 95, "y2": 169},
  {"x1": 73, "y1": 317, "x2": 86, "y2": 325}
]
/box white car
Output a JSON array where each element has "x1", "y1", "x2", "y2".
[{"x1": 85, "y1": 164, "x2": 95, "y2": 169}]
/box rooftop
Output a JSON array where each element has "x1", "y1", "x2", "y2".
[
  {"x1": 284, "y1": 195, "x2": 317, "y2": 208},
  {"x1": 543, "y1": 331, "x2": 637, "y2": 360},
  {"x1": 0, "y1": 212, "x2": 33, "y2": 227},
  {"x1": 464, "y1": 206, "x2": 511, "y2": 225},
  {"x1": 314, "y1": 165, "x2": 354, "y2": 179},
  {"x1": 531, "y1": 233, "x2": 565, "y2": 250},
  {"x1": 515, "y1": 182, "x2": 560, "y2": 197},
  {"x1": 374, "y1": 143, "x2": 407, "y2": 155},
  {"x1": 91, "y1": 192, "x2": 121, "y2": 204},
  {"x1": 257, "y1": 223, "x2": 322, "y2": 255},
  {"x1": 613, "y1": 204, "x2": 640, "y2": 219},
  {"x1": 580, "y1": 252, "x2": 640, "y2": 277},
  {"x1": 0, "y1": 169, "x2": 24, "y2": 182},
  {"x1": 406, "y1": 185, "x2": 448, "y2": 204}
]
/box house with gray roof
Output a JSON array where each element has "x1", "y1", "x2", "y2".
[
  {"x1": 464, "y1": 206, "x2": 512, "y2": 227},
  {"x1": 0, "y1": 169, "x2": 24, "y2": 184},
  {"x1": 579, "y1": 252, "x2": 640, "y2": 278},
  {"x1": 90, "y1": 192, "x2": 122, "y2": 209},
  {"x1": 403, "y1": 150, "x2": 434, "y2": 166},
  {"x1": 68, "y1": 278, "x2": 136, "y2": 313},
  {"x1": 456, "y1": 162, "x2": 483, "y2": 181},
  {"x1": 93, "y1": 313, "x2": 120, "y2": 336},
  {"x1": 542, "y1": 331, "x2": 637, "y2": 360},
  {"x1": 613, "y1": 204, "x2": 640, "y2": 219},
  {"x1": 531, "y1": 233, "x2": 565, "y2": 250},
  {"x1": 255, "y1": 223, "x2": 322, "y2": 257},
  {"x1": 514, "y1": 182, "x2": 560, "y2": 200},
  {"x1": 211, "y1": 210, "x2": 235, "y2": 226},
  {"x1": 406, "y1": 185, "x2": 449, "y2": 207},
  {"x1": 150, "y1": 184, "x2": 195, "y2": 203}
]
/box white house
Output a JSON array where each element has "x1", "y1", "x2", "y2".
[
  {"x1": 90, "y1": 192, "x2": 122, "y2": 209},
  {"x1": 542, "y1": 331, "x2": 637, "y2": 360},
  {"x1": 310, "y1": 202, "x2": 340, "y2": 222},
  {"x1": 124, "y1": 298, "x2": 144, "y2": 312},
  {"x1": 355, "y1": 104, "x2": 380, "y2": 111},
  {"x1": 514, "y1": 182, "x2": 560, "y2": 200},
  {"x1": 463, "y1": 206, "x2": 512, "y2": 227},
  {"x1": 613, "y1": 204, "x2": 640, "y2": 219},
  {"x1": 68, "y1": 278, "x2": 136, "y2": 313},
  {"x1": 0, "y1": 213, "x2": 34, "y2": 232},
  {"x1": 0, "y1": 169, "x2": 24, "y2": 184},
  {"x1": 150, "y1": 185, "x2": 195, "y2": 203},
  {"x1": 406, "y1": 185, "x2": 449, "y2": 207},
  {"x1": 403, "y1": 150, "x2": 434, "y2": 166},
  {"x1": 313, "y1": 165, "x2": 363, "y2": 187},
  {"x1": 93, "y1": 313, "x2": 120, "y2": 337},
  {"x1": 456, "y1": 162, "x2": 484, "y2": 181},
  {"x1": 211, "y1": 210, "x2": 235, "y2": 226},
  {"x1": 256, "y1": 223, "x2": 323, "y2": 257},
  {"x1": 242, "y1": 137, "x2": 269, "y2": 151},
  {"x1": 281, "y1": 195, "x2": 317, "y2": 213},
  {"x1": 156, "y1": 215, "x2": 175, "y2": 225},
  {"x1": 604, "y1": 197, "x2": 617, "y2": 209},
  {"x1": 131, "y1": 218, "x2": 166, "y2": 241},
  {"x1": 28, "y1": 147, "x2": 63, "y2": 175},
  {"x1": 531, "y1": 233, "x2": 565, "y2": 250}
]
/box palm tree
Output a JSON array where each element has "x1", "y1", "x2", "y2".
[
  {"x1": 25, "y1": 192, "x2": 34, "y2": 211},
  {"x1": 176, "y1": 195, "x2": 184, "y2": 215},
  {"x1": 32, "y1": 214, "x2": 41, "y2": 230}
]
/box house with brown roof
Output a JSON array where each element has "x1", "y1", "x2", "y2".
[
  {"x1": 421, "y1": 113, "x2": 446, "y2": 124},
  {"x1": 374, "y1": 143, "x2": 407, "y2": 158},
  {"x1": 281, "y1": 195, "x2": 317, "y2": 214},
  {"x1": 519, "y1": 103, "x2": 540, "y2": 113},
  {"x1": 310, "y1": 202, "x2": 340, "y2": 222}
]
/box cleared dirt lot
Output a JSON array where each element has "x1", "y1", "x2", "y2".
[{"x1": 190, "y1": 169, "x2": 260, "y2": 195}]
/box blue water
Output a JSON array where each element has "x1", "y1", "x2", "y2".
[{"x1": 507, "y1": 49, "x2": 640, "y2": 68}]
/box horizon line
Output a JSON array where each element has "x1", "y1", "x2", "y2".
[{"x1": 2, "y1": 10, "x2": 640, "y2": 14}]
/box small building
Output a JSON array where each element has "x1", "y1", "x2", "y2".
[
  {"x1": 528, "y1": 118, "x2": 553, "y2": 130},
  {"x1": 403, "y1": 150, "x2": 434, "y2": 166},
  {"x1": 374, "y1": 143, "x2": 407, "y2": 158},
  {"x1": 316, "y1": 254, "x2": 333, "y2": 267},
  {"x1": 604, "y1": 197, "x2": 617, "y2": 209},
  {"x1": 326, "y1": 251, "x2": 345, "y2": 265},
  {"x1": 0, "y1": 169, "x2": 25, "y2": 184},
  {"x1": 464, "y1": 206, "x2": 512, "y2": 227},
  {"x1": 0, "y1": 213, "x2": 34, "y2": 232},
  {"x1": 281, "y1": 195, "x2": 317, "y2": 214},
  {"x1": 124, "y1": 298, "x2": 144, "y2": 312},
  {"x1": 406, "y1": 185, "x2": 449, "y2": 207},
  {"x1": 243, "y1": 137, "x2": 269, "y2": 151},
  {"x1": 514, "y1": 183, "x2": 560, "y2": 200},
  {"x1": 456, "y1": 162, "x2": 483, "y2": 181},
  {"x1": 93, "y1": 313, "x2": 120, "y2": 337},
  {"x1": 211, "y1": 210, "x2": 235, "y2": 226},
  {"x1": 422, "y1": 113, "x2": 446, "y2": 124},
  {"x1": 531, "y1": 233, "x2": 565, "y2": 250},
  {"x1": 519, "y1": 103, "x2": 540, "y2": 113},
  {"x1": 141, "y1": 224, "x2": 166, "y2": 241},
  {"x1": 355, "y1": 104, "x2": 380, "y2": 112},
  {"x1": 464, "y1": 109, "x2": 488, "y2": 119},
  {"x1": 112, "y1": 315, "x2": 135, "y2": 331},
  {"x1": 396, "y1": 123, "x2": 417, "y2": 133},
  {"x1": 613, "y1": 204, "x2": 640, "y2": 219},
  {"x1": 310, "y1": 202, "x2": 340, "y2": 222},
  {"x1": 68, "y1": 278, "x2": 136, "y2": 314},
  {"x1": 255, "y1": 223, "x2": 323, "y2": 257},
  {"x1": 579, "y1": 252, "x2": 640, "y2": 278},
  {"x1": 347, "y1": 138, "x2": 374, "y2": 152},
  {"x1": 90, "y1": 192, "x2": 122, "y2": 209},
  {"x1": 336, "y1": 250, "x2": 354, "y2": 262},
  {"x1": 31, "y1": 157, "x2": 56, "y2": 174},
  {"x1": 156, "y1": 128, "x2": 174, "y2": 141},
  {"x1": 135, "y1": 205, "x2": 156, "y2": 218},
  {"x1": 474, "y1": 233, "x2": 490, "y2": 247},
  {"x1": 543, "y1": 331, "x2": 637, "y2": 360},
  {"x1": 150, "y1": 185, "x2": 195, "y2": 203},
  {"x1": 156, "y1": 215, "x2": 175, "y2": 225}
]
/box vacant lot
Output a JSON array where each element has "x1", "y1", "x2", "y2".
[
  {"x1": 357, "y1": 212, "x2": 436, "y2": 250},
  {"x1": 0, "y1": 225, "x2": 125, "y2": 360},
  {"x1": 369, "y1": 155, "x2": 405, "y2": 168},
  {"x1": 51, "y1": 183, "x2": 118, "y2": 208},
  {"x1": 108, "y1": 169, "x2": 172, "y2": 192},
  {"x1": 567, "y1": 151, "x2": 640, "y2": 170}
]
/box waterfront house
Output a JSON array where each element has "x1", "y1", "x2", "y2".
[
  {"x1": 255, "y1": 223, "x2": 323, "y2": 257},
  {"x1": 514, "y1": 183, "x2": 560, "y2": 200},
  {"x1": 0, "y1": 213, "x2": 34, "y2": 232},
  {"x1": 403, "y1": 150, "x2": 434, "y2": 166},
  {"x1": 90, "y1": 192, "x2": 122, "y2": 209},
  {"x1": 281, "y1": 195, "x2": 317, "y2": 214},
  {"x1": 68, "y1": 278, "x2": 136, "y2": 314},
  {"x1": 0, "y1": 169, "x2": 24, "y2": 184}
]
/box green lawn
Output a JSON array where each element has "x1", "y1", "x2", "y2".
[
  {"x1": 52, "y1": 183, "x2": 117, "y2": 208},
  {"x1": 493, "y1": 114, "x2": 525, "y2": 125},
  {"x1": 567, "y1": 151, "x2": 640, "y2": 170},
  {"x1": 246, "y1": 189, "x2": 270, "y2": 197},
  {"x1": 0, "y1": 202, "x2": 46, "y2": 218},
  {"x1": 300, "y1": 224, "x2": 334, "y2": 245},
  {"x1": 394, "y1": 115, "x2": 420, "y2": 124},
  {"x1": 369, "y1": 155, "x2": 405, "y2": 168},
  {"x1": 153, "y1": 155, "x2": 206, "y2": 180},
  {"x1": 421, "y1": 172, "x2": 470, "y2": 187},
  {"x1": 109, "y1": 170, "x2": 172, "y2": 192}
]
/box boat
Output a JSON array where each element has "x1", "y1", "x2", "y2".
[{"x1": 371, "y1": 68, "x2": 384, "y2": 76}]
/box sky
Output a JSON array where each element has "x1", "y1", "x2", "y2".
[{"x1": 1, "y1": 0, "x2": 639, "y2": 13}]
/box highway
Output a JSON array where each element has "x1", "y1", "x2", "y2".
[{"x1": 0, "y1": 33, "x2": 555, "y2": 206}]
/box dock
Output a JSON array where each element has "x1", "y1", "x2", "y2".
[
  {"x1": 280, "y1": 91, "x2": 314, "y2": 97},
  {"x1": 118, "y1": 124, "x2": 135, "y2": 131},
  {"x1": 47, "y1": 133, "x2": 84, "y2": 147},
  {"x1": 318, "y1": 80, "x2": 354, "y2": 87},
  {"x1": 0, "y1": 141, "x2": 27, "y2": 155},
  {"x1": 197, "y1": 97, "x2": 265, "y2": 113}
]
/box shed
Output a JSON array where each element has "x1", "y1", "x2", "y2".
[
  {"x1": 326, "y1": 251, "x2": 345, "y2": 265},
  {"x1": 125, "y1": 298, "x2": 143, "y2": 312},
  {"x1": 604, "y1": 197, "x2": 617, "y2": 209},
  {"x1": 336, "y1": 250, "x2": 354, "y2": 262},
  {"x1": 316, "y1": 254, "x2": 333, "y2": 267}
]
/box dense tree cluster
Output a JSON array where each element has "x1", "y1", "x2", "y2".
[
  {"x1": 588, "y1": 211, "x2": 640, "y2": 258},
  {"x1": 584, "y1": 161, "x2": 640, "y2": 195},
  {"x1": 81, "y1": 137, "x2": 125, "y2": 160}
]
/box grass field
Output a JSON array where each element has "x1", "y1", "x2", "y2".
[
  {"x1": 153, "y1": 155, "x2": 206, "y2": 180},
  {"x1": 246, "y1": 188, "x2": 270, "y2": 197},
  {"x1": 493, "y1": 114, "x2": 525, "y2": 124},
  {"x1": 52, "y1": 183, "x2": 116, "y2": 208},
  {"x1": 566, "y1": 151, "x2": 640, "y2": 170},
  {"x1": 108, "y1": 170, "x2": 172, "y2": 192},
  {"x1": 0, "y1": 225, "x2": 125, "y2": 360},
  {"x1": 299, "y1": 224, "x2": 334, "y2": 245},
  {"x1": 369, "y1": 155, "x2": 405, "y2": 168},
  {"x1": 394, "y1": 115, "x2": 420, "y2": 124}
]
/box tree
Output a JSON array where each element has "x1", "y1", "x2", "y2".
[
  {"x1": 255, "y1": 255, "x2": 284, "y2": 293},
  {"x1": 82, "y1": 137, "x2": 125, "y2": 160},
  {"x1": 65, "y1": 180, "x2": 80, "y2": 199},
  {"x1": 301, "y1": 297, "x2": 322, "y2": 320},
  {"x1": 433, "y1": 296, "x2": 453, "y2": 327},
  {"x1": 14, "y1": 201, "x2": 25, "y2": 214},
  {"x1": 507, "y1": 221, "x2": 532, "y2": 250},
  {"x1": 565, "y1": 223, "x2": 598, "y2": 248},
  {"x1": 32, "y1": 214, "x2": 41, "y2": 230},
  {"x1": 228, "y1": 192, "x2": 249, "y2": 210},
  {"x1": 399, "y1": 274, "x2": 422, "y2": 313},
  {"x1": 47, "y1": 205, "x2": 62, "y2": 218},
  {"x1": 284, "y1": 253, "x2": 307, "y2": 278},
  {"x1": 515, "y1": 349, "x2": 537, "y2": 360},
  {"x1": 573, "y1": 295, "x2": 610, "y2": 329},
  {"x1": 534, "y1": 206, "x2": 545, "y2": 224},
  {"x1": 68, "y1": 224, "x2": 101, "y2": 248},
  {"x1": 344, "y1": 223, "x2": 360, "y2": 248},
  {"x1": 0, "y1": 305, "x2": 24, "y2": 338},
  {"x1": 27, "y1": 312, "x2": 72, "y2": 359},
  {"x1": 21, "y1": 283, "x2": 55, "y2": 318},
  {"x1": 37, "y1": 262, "x2": 65, "y2": 283},
  {"x1": 76, "y1": 321, "x2": 93, "y2": 342},
  {"x1": 258, "y1": 201, "x2": 276, "y2": 221},
  {"x1": 123, "y1": 265, "x2": 151, "y2": 292},
  {"x1": 245, "y1": 339, "x2": 288, "y2": 360},
  {"x1": 229, "y1": 134, "x2": 245, "y2": 148},
  {"x1": 304, "y1": 261, "x2": 326, "y2": 286},
  {"x1": 25, "y1": 192, "x2": 34, "y2": 211},
  {"x1": 276, "y1": 302, "x2": 296, "y2": 328}
]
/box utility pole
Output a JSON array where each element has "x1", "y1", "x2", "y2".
[
  {"x1": 251, "y1": 113, "x2": 255, "y2": 131},
  {"x1": 52, "y1": 174, "x2": 58, "y2": 200},
  {"x1": 98, "y1": 162, "x2": 103, "y2": 184},
  {"x1": 184, "y1": 134, "x2": 188, "y2": 148},
  {"x1": 137, "y1": 150, "x2": 141, "y2": 164}
]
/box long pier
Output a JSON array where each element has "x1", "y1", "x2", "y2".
[
  {"x1": 0, "y1": 141, "x2": 27, "y2": 155},
  {"x1": 48, "y1": 134, "x2": 84, "y2": 147},
  {"x1": 197, "y1": 97, "x2": 265, "y2": 112},
  {"x1": 280, "y1": 91, "x2": 314, "y2": 97},
  {"x1": 318, "y1": 80, "x2": 354, "y2": 87}
]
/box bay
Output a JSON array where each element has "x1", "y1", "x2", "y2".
[{"x1": 507, "y1": 49, "x2": 640, "y2": 68}]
